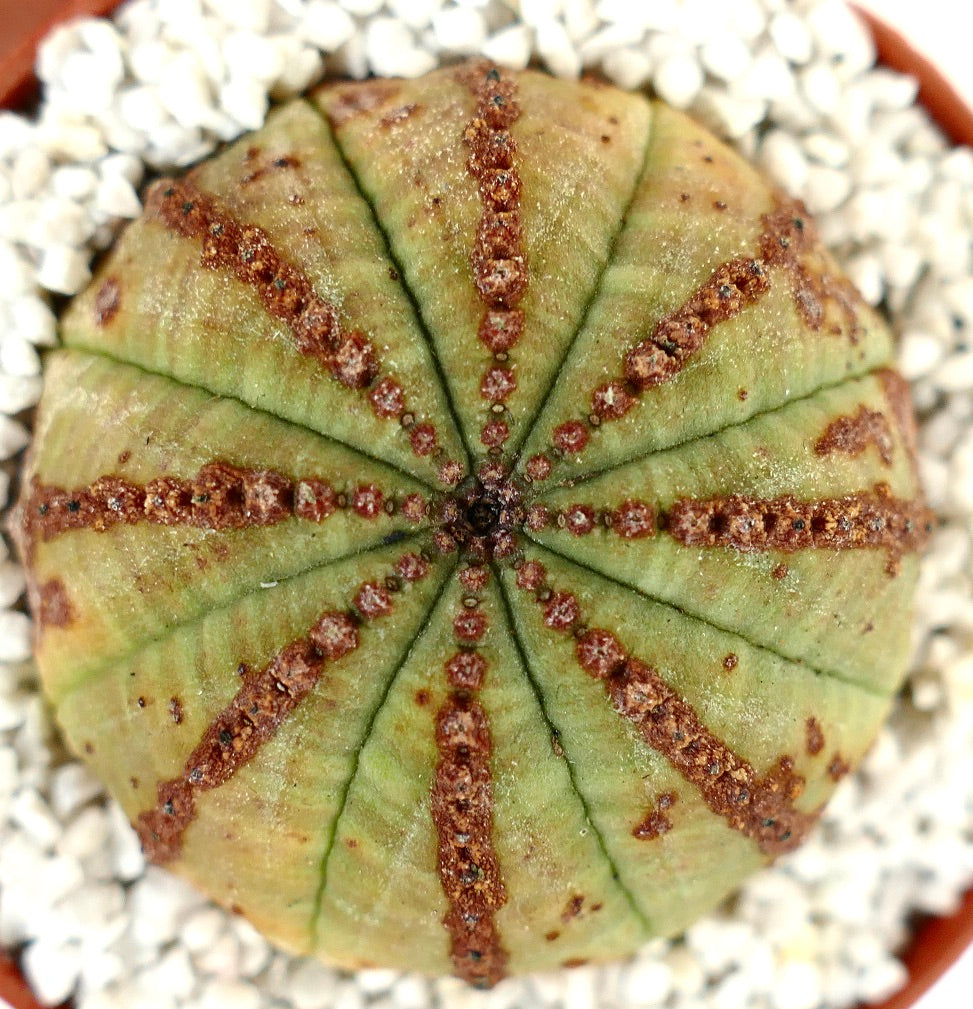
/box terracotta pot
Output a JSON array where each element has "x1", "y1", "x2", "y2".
[{"x1": 0, "y1": 3, "x2": 970, "y2": 1009}]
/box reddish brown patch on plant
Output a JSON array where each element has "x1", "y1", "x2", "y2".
[
  {"x1": 94, "y1": 276, "x2": 121, "y2": 325},
  {"x1": 38, "y1": 579, "x2": 74, "y2": 629},
  {"x1": 136, "y1": 608, "x2": 363, "y2": 864},
  {"x1": 239, "y1": 152, "x2": 301, "y2": 186},
  {"x1": 665, "y1": 484, "x2": 933, "y2": 576},
  {"x1": 325, "y1": 79, "x2": 403, "y2": 127},
  {"x1": 561, "y1": 895, "x2": 585, "y2": 922},
  {"x1": 814, "y1": 407, "x2": 893, "y2": 466},
  {"x1": 632, "y1": 792, "x2": 677, "y2": 840},
  {"x1": 723, "y1": 653, "x2": 739, "y2": 671},
  {"x1": 611, "y1": 500, "x2": 656, "y2": 539},
  {"x1": 545, "y1": 930, "x2": 560, "y2": 942},
  {"x1": 380, "y1": 103, "x2": 420, "y2": 129},
  {"x1": 415, "y1": 689, "x2": 431, "y2": 707},
  {"x1": 806, "y1": 717, "x2": 825, "y2": 756},
  {"x1": 168, "y1": 697, "x2": 184, "y2": 726},
  {"x1": 525, "y1": 454, "x2": 552, "y2": 483},
  {"x1": 828, "y1": 753, "x2": 850, "y2": 781},
  {"x1": 772, "y1": 562, "x2": 789, "y2": 580}
]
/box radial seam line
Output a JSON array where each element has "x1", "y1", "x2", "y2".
[
  {"x1": 58, "y1": 345, "x2": 437, "y2": 492},
  {"x1": 308, "y1": 561, "x2": 458, "y2": 947},
  {"x1": 52, "y1": 531, "x2": 431, "y2": 709},
  {"x1": 305, "y1": 99, "x2": 476, "y2": 469},
  {"x1": 509, "y1": 97, "x2": 657, "y2": 461},
  {"x1": 527, "y1": 537, "x2": 892, "y2": 699},
  {"x1": 494, "y1": 570, "x2": 654, "y2": 936},
  {"x1": 540, "y1": 361, "x2": 892, "y2": 491}
]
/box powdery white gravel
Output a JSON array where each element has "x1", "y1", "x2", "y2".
[{"x1": 1, "y1": 1, "x2": 972, "y2": 1008}]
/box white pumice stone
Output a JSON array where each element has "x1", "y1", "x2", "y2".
[
  {"x1": 432, "y1": 6, "x2": 487, "y2": 54},
  {"x1": 535, "y1": 18, "x2": 582, "y2": 79},
  {"x1": 284, "y1": 958, "x2": 342, "y2": 1009},
  {"x1": 481, "y1": 24, "x2": 533, "y2": 69},
  {"x1": 35, "y1": 244, "x2": 91, "y2": 296},
  {"x1": 22, "y1": 937, "x2": 84, "y2": 1007}
]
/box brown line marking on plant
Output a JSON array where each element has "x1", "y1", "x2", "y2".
[
  {"x1": 664, "y1": 483, "x2": 933, "y2": 576},
  {"x1": 136, "y1": 553, "x2": 429, "y2": 864},
  {"x1": 546, "y1": 194, "x2": 869, "y2": 461},
  {"x1": 513, "y1": 559, "x2": 816, "y2": 856},
  {"x1": 458, "y1": 61, "x2": 527, "y2": 459},
  {"x1": 432, "y1": 566, "x2": 509, "y2": 988},
  {"x1": 23, "y1": 463, "x2": 427, "y2": 543},
  {"x1": 632, "y1": 792, "x2": 678, "y2": 841},
  {"x1": 145, "y1": 178, "x2": 453, "y2": 474},
  {"x1": 814, "y1": 406, "x2": 894, "y2": 466}
]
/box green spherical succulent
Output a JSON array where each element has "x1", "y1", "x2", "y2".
[{"x1": 16, "y1": 63, "x2": 929, "y2": 986}]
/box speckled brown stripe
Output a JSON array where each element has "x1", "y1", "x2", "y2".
[
  {"x1": 432, "y1": 692, "x2": 508, "y2": 987},
  {"x1": 432, "y1": 568, "x2": 508, "y2": 987},
  {"x1": 608, "y1": 659, "x2": 814, "y2": 855},
  {"x1": 515, "y1": 559, "x2": 814, "y2": 855},
  {"x1": 814, "y1": 406, "x2": 893, "y2": 465},
  {"x1": 664, "y1": 483, "x2": 933, "y2": 575},
  {"x1": 136, "y1": 608, "x2": 360, "y2": 864},
  {"x1": 23, "y1": 463, "x2": 421, "y2": 543},
  {"x1": 459, "y1": 61, "x2": 527, "y2": 455},
  {"x1": 623, "y1": 256, "x2": 770, "y2": 391},
  {"x1": 147, "y1": 179, "x2": 381, "y2": 390}
]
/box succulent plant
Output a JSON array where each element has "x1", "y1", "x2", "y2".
[{"x1": 15, "y1": 62, "x2": 930, "y2": 986}]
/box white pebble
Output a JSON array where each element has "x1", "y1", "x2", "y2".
[
  {"x1": 0, "y1": 336, "x2": 41, "y2": 378},
  {"x1": 181, "y1": 905, "x2": 227, "y2": 953},
  {"x1": 603, "y1": 48, "x2": 653, "y2": 91},
  {"x1": 50, "y1": 762, "x2": 105, "y2": 820},
  {"x1": 0, "y1": 610, "x2": 33, "y2": 660},
  {"x1": 357, "y1": 968, "x2": 399, "y2": 995},
  {"x1": 10, "y1": 148, "x2": 51, "y2": 200},
  {"x1": 94, "y1": 175, "x2": 142, "y2": 219},
  {"x1": 205, "y1": 0, "x2": 272, "y2": 33},
  {"x1": 482, "y1": 25, "x2": 533, "y2": 71},
  {"x1": 772, "y1": 960, "x2": 822, "y2": 1009},
  {"x1": 536, "y1": 18, "x2": 582, "y2": 79},
  {"x1": 760, "y1": 129, "x2": 809, "y2": 194},
  {"x1": 22, "y1": 937, "x2": 83, "y2": 1007},
  {"x1": 219, "y1": 76, "x2": 270, "y2": 131},
  {"x1": 36, "y1": 244, "x2": 91, "y2": 296},
  {"x1": 137, "y1": 946, "x2": 197, "y2": 1001},
  {"x1": 285, "y1": 959, "x2": 340, "y2": 1009},
  {"x1": 301, "y1": 1, "x2": 356, "y2": 51},
  {"x1": 363, "y1": 20, "x2": 436, "y2": 78},
  {"x1": 699, "y1": 34, "x2": 751, "y2": 83},
  {"x1": 769, "y1": 10, "x2": 813, "y2": 64},
  {"x1": 51, "y1": 165, "x2": 98, "y2": 200},
  {"x1": 199, "y1": 978, "x2": 263, "y2": 1009},
  {"x1": 9, "y1": 295, "x2": 58, "y2": 347},
  {"x1": 802, "y1": 163, "x2": 851, "y2": 214},
  {"x1": 801, "y1": 63, "x2": 840, "y2": 116},
  {"x1": 432, "y1": 6, "x2": 486, "y2": 55},
  {"x1": 618, "y1": 956, "x2": 672, "y2": 1006},
  {"x1": 653, "y1": 53, "x2": 703, "y2": 109},
  {"x1": 223, "y1": 31, "x2": 286, "y2": 85}
]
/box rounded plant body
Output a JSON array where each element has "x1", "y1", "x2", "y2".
[{"x1": 15, "y1": 63, "x2": 930, "y2": 986}]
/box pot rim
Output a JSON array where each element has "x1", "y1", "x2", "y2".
[{"x1": 0, "y1": 4, "x2": 971, "y2": 1009}]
